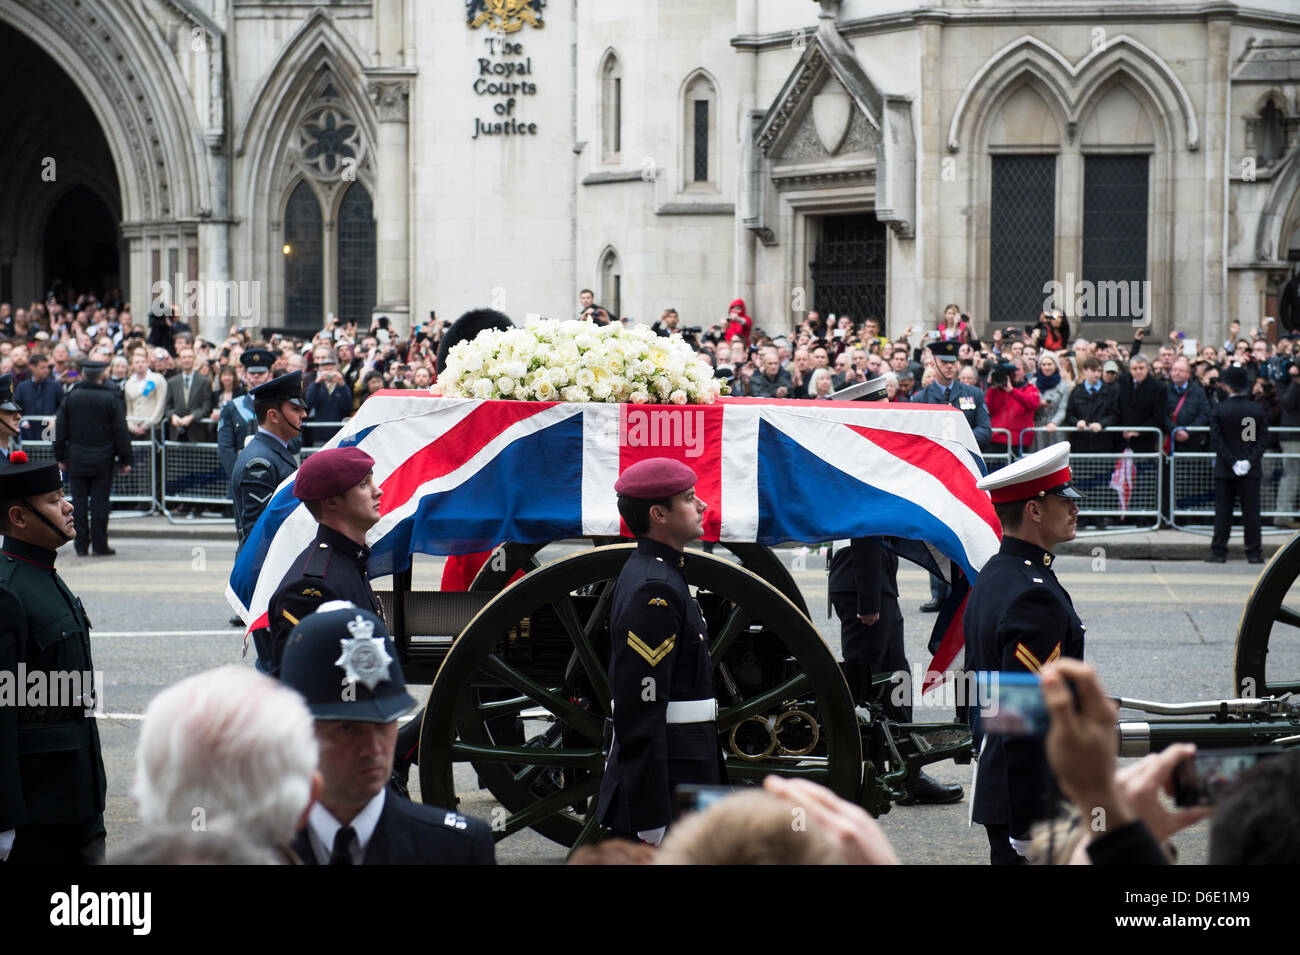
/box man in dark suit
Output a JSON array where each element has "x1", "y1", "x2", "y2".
[
  {"x1": 1117, "y1": 355, "x2": 1166, "y2": 453},
  {"x1": 1063, "y1": 358, "x2": 1119, "y2": 454},
  {"x1": 14, "y1": 355, "x2": 62, "y2": 442},
  {"x1": 279, "y1": 603, "x2": 494, "y2": 864},
  {"x1": 828, "y1": 536, "x2": 962, "y2": 804},
  {"x1": 53, "y1": 360, "x2": 132, "y2": 557},
  {"x1": 965, "y1": 443, "x2": 1086, "y2": 864},
  {"x1": 1207, "y1": 365, "x2": 1269, "y2": 564},
  {"x1": 596, "y1": 458, "x2": 726, "y2": 847},
  {"x1": 163, "y1": 344, "x2": 214, "y2": 442}
]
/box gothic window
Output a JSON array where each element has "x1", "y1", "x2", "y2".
[
  {"x1": 989, "y1": 156, "x2": 1057, "y2": 327},
  {"x1": 600, "y1": 52, "x2": 622, "y2": 160},
  {"x1": 1081, "y1": 155, "x2": 1149, "y2": 315},
  {"x1": 600, "y1": 248, "x2": 622, "y2": 321},
  {"x1": 284, "y1": 181, "x2": 323, "y2": 329},
  {"x1": 1258, "y1": 100, "x2": 1287, "y2": 165},
  {"x1": 682, "y1": 71, "x2": 718, "y2": 189},
  {"x1": 298, "y1": 105, "x2": 361, "y2": 177},
  {"x1": 336, "y1": 182, "x2": 376, "y2": 328}
]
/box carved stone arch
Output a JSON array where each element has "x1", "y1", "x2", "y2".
[
  {"x1": 949, "y1": 34, "x2": 1198, "y2": 153},
  {"x1": 1074, "y1": 63, "x2": 1176, "y2": 152},
  {"x1": 1247, "y1": 86, "x2": 1292, "y2": 116},
  {"x1": 237, "y1": 9, "x2": 378, "y2": 327},
  {"x1": 0, "y1": 0, "x2": 209, "y2": 222},
  {"x1": 20, "y1": 162, "x2": 123, "y2": 247},
  {"x1": 1253, "y1": 150, "x2": 1300, "y2": 263},
  {"x1": 968, "y1": 70, "x2": 1069, "y2": 154}
]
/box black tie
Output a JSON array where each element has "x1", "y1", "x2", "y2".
[
  {"x1": 183, "y1": 374, "x2": 191, "y2": 396},
  {"x1": 943, "y1": 386, "x2": 951, "y2": 403},
  {"x1": 330, "y1": 826, "x2": 356, "y2": 865}
]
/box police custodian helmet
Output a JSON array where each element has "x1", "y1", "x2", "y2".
[{"x1": 279, "y1": 602, "x2": 416, "y2": 723}]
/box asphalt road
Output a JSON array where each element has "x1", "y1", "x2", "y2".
[{"x1": 64, "y1": 535, "x2": 1289, "y2": 864}]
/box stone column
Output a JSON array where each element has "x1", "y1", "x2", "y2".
[
  {"x1": 734, "y1": 0, "x2": 758, "y2": 322},
  {"x1": 1202, "y1": 15, "x2": 1231, "y2": 344},
  {"x1": 368, "y1": 77, "x2": 413, "y2": 334}
]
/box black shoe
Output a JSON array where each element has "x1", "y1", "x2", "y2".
[
  {"x1": 918, "y1": 599, "x2": 943, "y2": 613},
  {"x1": 229, "y1": 616, "x2": 244, "y2": 628},
  {"x1": 1204, "y1": 554, "x2": 1227, "y2": 563},
  {"x1": 1248, "y1": 555, "x2": 1264, "y2": 564},
  {"x1": 91, "y1": 548, "x2": 116, "y2": 557},
  {"x1": 899, "y1": 771, "x2": 963, "y2": 806}
]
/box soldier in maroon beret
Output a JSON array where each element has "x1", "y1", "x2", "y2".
[
  {"x1": 257, "y1": 447, "x2": 385, "y2": 679},
  {"x1": 595, "y1": 457, "x2": 726, "y2": 846}
]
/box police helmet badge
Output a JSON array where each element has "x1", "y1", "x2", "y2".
[{"x1": 334, "y1": 613, "x2": 394, "y2": 691}]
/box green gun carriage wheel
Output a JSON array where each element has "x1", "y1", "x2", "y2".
[
  {"x1": 1235, "y1": 531, "x2": 1300, "y2": 699},
  {"x1": 419, "y1": 544, "x2": 860, "y2": 848}
]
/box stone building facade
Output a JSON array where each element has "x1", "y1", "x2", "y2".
[{"x1": 1, "y1": 0, "x2": 1298, "y2": 348}]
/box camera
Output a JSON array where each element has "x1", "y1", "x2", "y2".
[{"x1": 989, "y1": 362, "x2": 1017, "y2": 387}]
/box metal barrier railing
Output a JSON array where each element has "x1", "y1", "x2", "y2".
[
  {"x1": 982, "y1": 428, "x2": 1015, "y2": 473},
  {"x1": 162, "y1": 441, "x2": 232, "y2": 522},
  {"x1": 1168, "y1": 426, "x2": 1300, "y2": 533},
  {"x1": 1019, "y1": 426, "x2": 1164, "y2": 533},
  {"x1": 20, "y1": 415, "x2": 158, "y2": 516}
]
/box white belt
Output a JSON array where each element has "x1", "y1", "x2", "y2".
[{"x1": 666, "y1": 699, "x2": 719, "y2": 724}]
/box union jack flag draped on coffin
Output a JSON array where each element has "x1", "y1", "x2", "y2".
[{"x1": 227, "y1": 393, "x2": 1003, "y2": 682}]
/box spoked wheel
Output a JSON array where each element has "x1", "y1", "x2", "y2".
[
  {"x1": 1235, "y1": 531, "x2": 1300, "y2": 698},
  {"x1": 470, "y1": 539, "x2": 810, "y2": 616},
  {"x1": 421, "y1": 544, "x2": 859, "y2": 847}
]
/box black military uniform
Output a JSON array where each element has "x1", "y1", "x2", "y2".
[
  {"x1": 53, "y1": 360, "x2": 131, "y2": 556},
  {"x1": 0, "y1": 456, "x2": 107, "y2": 864},
  {"x1": 229, "y1": 372, "x2": 302, "y2": 546},
  {"x1": 0, "y1": 374, "x2": 22, "y2": 461},
  {"x1": 965, "y1": 443, "x2": 1085, "y2": 865},
  {"x1": 1208, "y1": 366, "x2": 1269, "y2": 563},
  {"x1": 280, "y1": 604, "x2": 494, "y2": 864},
  {"x1": 829, "y1": 537, "x2": 910, "y2": 721},
  {"x1": 217, "y1": 347, "x2": 274, "y2": 480}
]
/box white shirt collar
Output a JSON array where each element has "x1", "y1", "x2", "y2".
[{"x1": 307, "y1": 788, "x2": 386, "y2": 865}]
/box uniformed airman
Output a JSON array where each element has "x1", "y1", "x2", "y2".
[{"x1": 229, "y1": 370, "x2": 303, "y2": 548}]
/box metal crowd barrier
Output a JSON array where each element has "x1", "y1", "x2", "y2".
[
  {"x1": 982, "y1": 428, "x2": 1015, "y2": 473},
  {"x1": 1168, "y1": 426, "x2": 1300, "y2": 533},
  {"x1": 1019, "y1": 426, "x2": 1164, "y2": 534},
  {"x1": 19, "y1": 415, "x2": 159, "y2": 516}
]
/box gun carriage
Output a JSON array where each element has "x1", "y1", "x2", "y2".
[{"x1": 231, "y1": 393, "x2": 1300, "y2": 851}]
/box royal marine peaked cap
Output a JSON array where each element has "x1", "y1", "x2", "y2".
[
  {"x1": 241, "y1": 347, "x2": 276, "y2": 373},
  {"x1": 280, "y1": 602, "x2": 416, "y2": 723},
  {"x1": 0, "y1": 374, "x2": 20, "y2": 412},
  {"x1": 614, "y1": 458, "x2": 697, "y2": 500},
  {"x1": 293, "y1": 446, "x2": 375, "y2": 501},
  {"x1": 250, "y1": 369, "x2": 305, "y2": 407},
  {"x1": 976, "y1": 443, "x2": 1083, "y2": 504},
  {"x1": 0, "y1": 451, "x2": 63, "y2": 498},
  {"x1": 926, "y1": 340, "x2": 960, "y2": 362}
]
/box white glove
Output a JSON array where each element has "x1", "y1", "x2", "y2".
[
  {"x1": 1233, "y1": 460, "x2": 1250, "y2": 477},
  {"x1": 1010, "y1": 835, "x2": 1033, "y2": 858},
  {"x1": 0, "y1": 829, "x2": 14, "y2": 862},
  {"x1": 636, "y1": 826, "x2": 666, "y2": 847}
]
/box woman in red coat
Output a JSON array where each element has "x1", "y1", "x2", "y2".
[
  {"x1": 724, "y1": 299, "x2": 752, "y2": 346},
  {"x1": 985, "y1": 358, "x2": 1040, "y2": 452}
]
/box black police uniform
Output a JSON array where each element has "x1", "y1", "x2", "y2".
[
  {"x1": 0, "y1": 373, "x2": 22, "y2": 460},
  {"x1": 965, "y1": 535, "x2": 1085, "y2": 864},
  {"x1": 828, "y1": 537, "x2": 910, "y2": 722},
  {"x1": 53, "y1": 371, "x2": 131, "y2": 556},
  {"x1": 263, "y1": 524, "x2": 382, "y2": 677},
  {"x1": 0, "y1": 534, "x2": 107, "y2": 864},
  {"x1": 291, "y1": 794, "x2": 494, "y2": 865},
  {"x1": 595, "y1": 538, "x2": 727, "y2": 838},
  {"x1": 1209, "y1": 393, "x2": 1270, "y2": 561},
  {"x1": 217, "y1": 393, "x2": 258, "y2": 481}
]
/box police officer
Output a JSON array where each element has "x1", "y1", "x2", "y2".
[
  {"x1": 912, "y1": 340, "x2": 992, "y2": 612},
  {"x1": 964, "y1": 443, "x2": 1085, "y2": 864},
  {"x1": 53, "y1": 360, "x2": 131, "y2": 557},
  {"x1": 281, "y1": 602, "x2": 494, "y2": 864},
  {"x1": 1206, "y1": 364, "x2": 1269, "y2": 564},
  {"x1": 595, "y1": 458, "x2": 726, "y2": 846},
  {"x1": 0, "y1": 452, "x2": 107, "y2": 863},
  {"x1": 262, "y1": 446, "x2": 383, "y2": 677},
  {"x1": 217, "y1": 347, "x2": 277, "y2": 481},
  {"x1": 230, "y1": 371, "x2": 303, "y2": 548},
  {"x1": 0, "y1": 374, "x2": 22, "y2": 461}
]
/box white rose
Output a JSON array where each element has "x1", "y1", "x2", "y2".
[
  {"x1": 534, "y1": 378, "x2": 557, "y2": 401},
  {"x1": 575, "y1": 367, "x2": 596, "y2": 389},
  {"x1": 638, "y1": 359, "x2": 658, "y2": 377},
  {"x1": 505, "y1": 360, "x2": 527, "y2": 379},
  {"x1": 669, "y1": 389, "x2": 688, "y2": 405},
  {"x1": 472, "y1": 378, "x2": 495, "y2": 400},
  {"x1": 554, "y1": 341, "x2": 580, "y2": 365},
  {"x1": 562, "y1": 385, "x2": 589, "y2": 403},
  {"x1": 575, "y1": 332, "x2": 596, "y2": 351},
  {"x1": 630, "y1": 390, "x2": 651, "y2": 404},
  {"x1": 606, "y1": 354, "x2": 625, "y2": 375},
  {"x1": 591, "y1": 381, "x2": 613, "y2": 401},
  {"x1": 496, "y1": 376, "x2": 516, "y2": 396},
  {"x1": 652, "y1": 375, "x2": 672, "y2": 396}
]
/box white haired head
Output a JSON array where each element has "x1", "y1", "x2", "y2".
[{"x1": 133, "y1": 665, "x2": 318, "y2": 847}]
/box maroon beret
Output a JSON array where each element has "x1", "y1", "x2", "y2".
[
  {"x1": 614, "y1": 458, "x2": 698, "y2": 500},
  {"x1": 293, "y1": 447, "x2": 376, "y2": 501}
]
